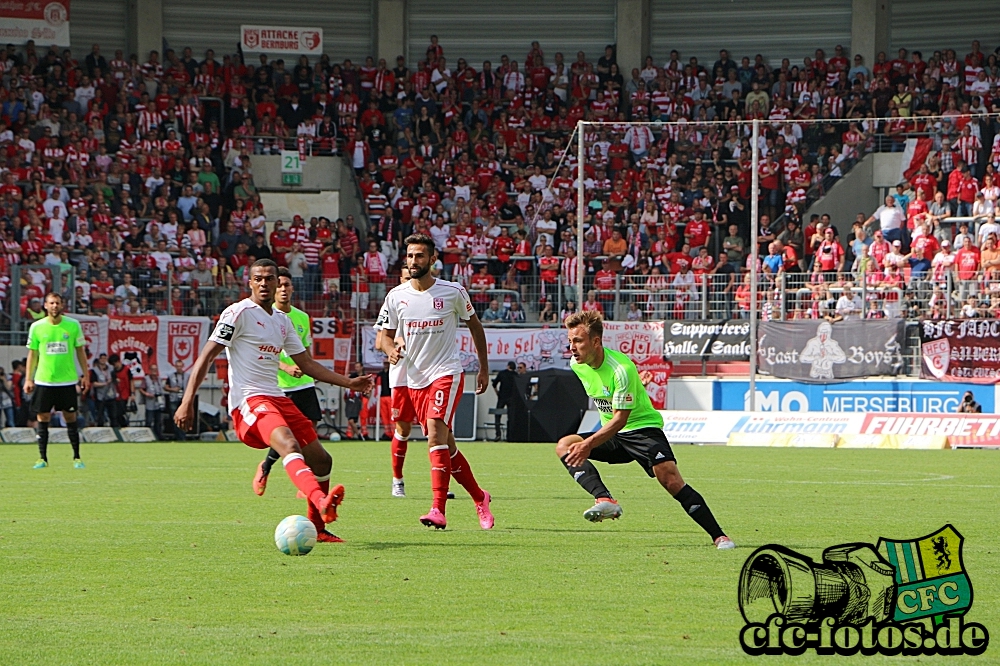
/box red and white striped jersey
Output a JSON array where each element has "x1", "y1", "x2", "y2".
[
  {"x1": 137, "y1": 109, "x2": 164, "y2": 136},
  {"x1": 467, "y1": 235, "x2": 494, "y2": 258},
  {"x1": 451, "y1": 263, "x2": 474, "y2": 287},
  {"x1": 957, "y1": 135, "x2": 982, "y2": 165},
  {"x1": 561, "y1": 256, "x2": 579, "y2": 285}
]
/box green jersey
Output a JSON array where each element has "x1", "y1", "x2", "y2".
[
  {"x1": 27, "y1": 315, "x2": 85, "y2": 386},
  {"x1": 277, "y1": 306, "x2": 314, "y2": 390},
  {"x1": 571, "y1": 348, "x2": 663, "y2": 432}
]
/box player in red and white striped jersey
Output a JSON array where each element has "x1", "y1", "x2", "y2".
[
  {"x1": 175, "y1": 259, "x2": 373, "y2": 533},
  {"x1": 377, "y1": 234, "x2": 494, "y2": 530}
]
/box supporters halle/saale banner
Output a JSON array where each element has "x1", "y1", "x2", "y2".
[
  {"x1": 920, "y1": 319, "x2": 1000, "y2": 384},
  {"x1": 757, "y1": 319, "x2": 905, "y2": 382},
  {"x1": 75, "y1": 315, "x2": 212, "y2": 376}
]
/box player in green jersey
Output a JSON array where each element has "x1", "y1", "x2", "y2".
[
  {"x1": 557, "y1": 311, "x2": 735, "y2": 550},
  {"x1": 24, "y1": 292, "x2": 91, "y2": 469}
]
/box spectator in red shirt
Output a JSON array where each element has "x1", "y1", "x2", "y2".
[
  {"x1": 957, "y1": 168, "x2": 980, "y2": 217},
  {"x1": 469, "y1": 264, "x2": 495, "y2": 315},
  {"x1": 684, "y1": 211, "x2": 711, "y2": 254},
  {"x1": 109, "y1": 354, "x2": 132, "y2": 428},
  {"x1": 954, "y1": 235, "x2": 981, "y2": 300}
]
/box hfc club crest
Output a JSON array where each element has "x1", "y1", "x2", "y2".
[
  {"x1": 877, "y1": 524, "x2": 973, "y2": 624},
  {"x1": 433, "y1": 298, "x2": 444, "y2": 310}
]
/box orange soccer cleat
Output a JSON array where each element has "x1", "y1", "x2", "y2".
[
  {"x1": 252, "y1": 461, "x2": 269, "y2": 496},
  {"x1": 317, "y1": 484, "x2": 345, "y2": 523}
]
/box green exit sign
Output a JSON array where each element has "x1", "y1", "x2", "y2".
[{"x1": 282, "y1": 173, "x2": 302, "y2": 186}]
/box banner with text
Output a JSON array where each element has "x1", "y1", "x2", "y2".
[
  {"x1": 0, "y1": 0, "x2": 70, "y2": 46},
  {"x1": 309, "y1": 318, "x2": 353, "y2": 375},
  {"x1": 662, "y1": 320, "x2": 751, "y2": 359},
  {"x1": 716, "y1": 379, "x2": 994, "y2": 414},
  {"x1": 76, "y1": 314, "x2": 210, "y2": 376},
  {"x1": 361, "y1": 322, "x2": 670, "y2": 406},
  {"x1": 625, "y1": 409, "x2": 1000, "y2": 447},
  {"x1": 241, "y1": 25, "x2": 323, "y2": 54},
  {"x1": 758, "y1": 319, "x2": 904, "y2": 382},
  {"x1": 920, "y1": 319, "x2": 1000, "y2": 384}
]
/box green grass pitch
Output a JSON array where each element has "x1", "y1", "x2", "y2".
[{"x1": 2, "y1": 441, "x2": 998, "y2": 665}]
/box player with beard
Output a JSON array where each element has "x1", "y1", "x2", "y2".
[
  {"x1": 377, "y1": 234, "x2": 494, "y2": 529},
  {"x1": 175, "y1": 259, "x2": 373, "y2": 538}
]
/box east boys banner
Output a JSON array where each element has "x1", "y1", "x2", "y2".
[
  {"x1": 920, "y1": 319, "x2": 1000, "y2": 384},
  {"x1": 0, "y1": 0, "x2": 70, "y2": 46},
  {"x1": 75, "y1": 315, "x2": 211, "y2": 376},
  {"x1": 758, "y1": 319, "x2": 905, "y2": 382}
]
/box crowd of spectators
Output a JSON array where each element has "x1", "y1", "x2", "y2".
[{"x1": 3, "y1": 34, "x2": 1000, "y2": 330}]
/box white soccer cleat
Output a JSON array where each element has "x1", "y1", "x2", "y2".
[
  {"x1": 583, "y1": 499, "x2": 622, "y2": 522},
  {"x1": 391, "y1": 480, "x2": 406, "y2": 498},
  {"x1": 715, "y1": 536, "x2": 736, "y2": 550}
]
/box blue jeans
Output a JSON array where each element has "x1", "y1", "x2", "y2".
[
  {"x1": 292, "y1": 276, "x2": 306, "y2": 297},
  {"x1": 2, "y1": 406, "x2": 13, "y2": 427},
  {"x1": 883, "y1": 228, "x2": 902, "y2": 245}
]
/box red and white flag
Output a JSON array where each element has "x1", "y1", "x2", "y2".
[{"x1": 899, "y1": 137, "x2": 935, "y2": 182}]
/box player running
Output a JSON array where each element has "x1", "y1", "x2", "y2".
[
  {"x1": 378, "y1": 234, "x2": 494, "y2": 529},
  {"x1": 24, "y1": 292, "x2": 91, "y2": 469},
  {"x1": 175, "y1": 259, "x2": 373, "y2": 540},
  {"x1": 252, "y1": 267, "x2": 326, "y2": 498},
  {"x1": 557, "y1": 311, "x2": 735, "y2": 550}
]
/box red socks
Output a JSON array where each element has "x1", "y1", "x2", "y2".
[
  {"x1": 283, "y1": 453, "x2": 326, "y2": 507},
  {"x1": 306, "y1": 477, "x2": 330, "y2": 532},
  {"x1": 428, "y1": 445, "x2": 452, "y2": 512},
  {"x1": 450, "y1": 449, "x2": 485, "y2": 503},
  {"x1": 391, "y1": 435, "x2": 408, "y2": 480}
]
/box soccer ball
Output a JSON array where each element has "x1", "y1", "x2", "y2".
[{"x1": 274, "y1": 515, "x2": 317, "y2": 556}]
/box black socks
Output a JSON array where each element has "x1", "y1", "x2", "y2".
[
  {"x1": 261, "y1": 447, "x2": 281, "y2": 476},
  {"x1": 67, "y1": 420, "x2": 80, "y2": 459},
  {"x1": 560, "y1": 454, "x2": 613, "y2": 500},
  {"x1": 674, "y1": 484, "x2": 725, "y2": 541},
  {"x1": 37, "y1": 420, "x2": 49, "y2": 461}
]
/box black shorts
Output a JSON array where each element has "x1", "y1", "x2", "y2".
[
  {"x1": 286, "y1": 386, "x2": 322, "y2": 423},
  {"x1": 583, "y1": 427, "x2": 675, "y2": 478},
  {"x1": 344, "y1": 397, "x2": 361, "y2": 420},
  {"x1": 30, "y1": 384, "x2": 79, "y2": 415}
]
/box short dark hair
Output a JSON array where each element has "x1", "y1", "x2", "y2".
[
  {"x1": 404, "y1": 233, "x2": 435, "y2": 255},
  {"x1": 277, "y1": 266, "x2": 292, "y2": 279},
  {"x1": 108, "y1": 354, "x2": 120, "y2": 364},
  {"x1": 44, "y1": 291, "x2": 63, "y2": 302},
  {"x1": 250, "y1": 258, "x2": 278, "y2": 272},
  {"x1": 507, "y1": 361, "x2": 516, "y2": 370}
]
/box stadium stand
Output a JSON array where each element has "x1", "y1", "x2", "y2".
[{"x1": 2, "y1": 37, "x2": 1000, "y2": 335}]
